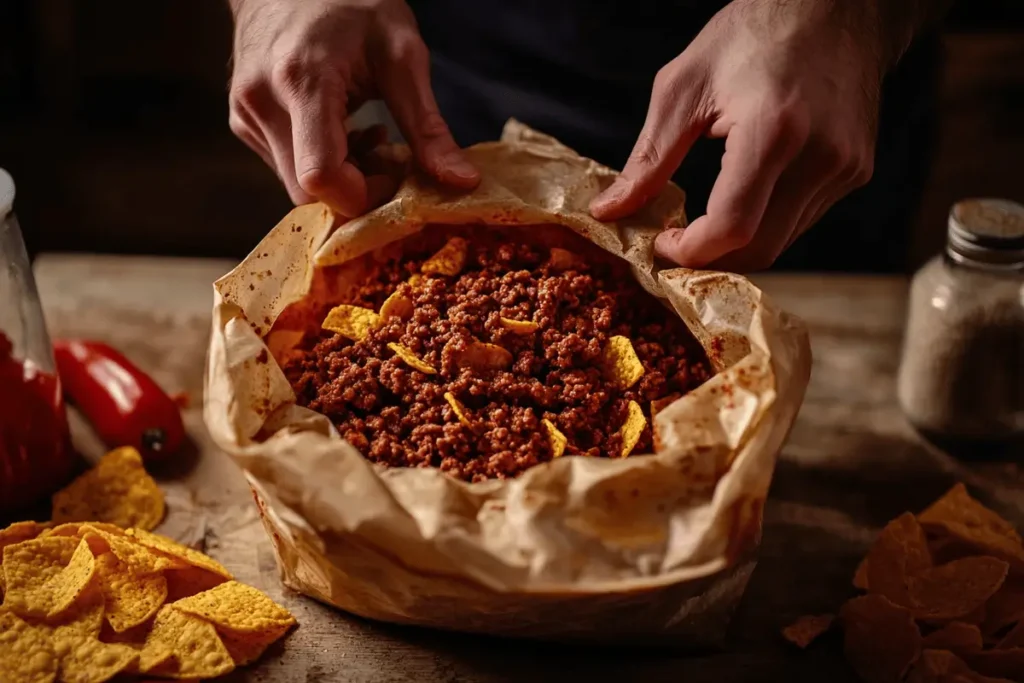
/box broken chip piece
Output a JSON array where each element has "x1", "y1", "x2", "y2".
[
  {"x1": 782, "y1": 614, "x2": 835, "y2": 649},
  {"x1": 617, "y1": 400, "x2": 646, "y2": 458},
  {"x1": 51, "y1": 447, "x2": 165, "y2": 531},
  {"x1": 602, "y1": 336, "x2": 645, "y2": 389},
  {"x1": 443, "y1": 392, "x2": 472, "y2": 428},
  {"x1": 387, "y1": 343, "x2": 437, "y2": 374},
  {"x1": 541, "y1": 419, "x2": 568, "y2": 459},
  {"x1": 421, "y1": 236, "x2": 468, "y2": 276},
  {"x1": 379, "y1": 291, "x2": 414, "y2": 321},
  {"x1": 548, "y1": 247, "x2": 583, "y2": 271},
  {"x1": 454, "y1": 341, "x2": 513, "y2": 372},
  {"x1": 321, "y1": 304, "x2": 380, "y2": 341},
  {"x1": 499, "y1": 317, "x2": 539, "y2": 335}
]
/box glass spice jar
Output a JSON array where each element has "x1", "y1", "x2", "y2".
[
  {"x1": 0, "y1": 167, "x2": 76, "y2": 514},
  {"x1": 897, "y1": 198, "x2": 1024, "y2": 452}
]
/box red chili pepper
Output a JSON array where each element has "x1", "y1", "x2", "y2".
[{"x1": 52, "y1": 340, "x2": 185, "y2": 463}]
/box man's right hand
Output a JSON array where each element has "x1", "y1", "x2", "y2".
[{"x1": 228, "y1": 0, "x2": 480, "y2": 217}]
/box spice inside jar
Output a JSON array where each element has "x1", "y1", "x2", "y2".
[{"x1": 897, "y1": 198, "x2": 1024, "y2": 450}]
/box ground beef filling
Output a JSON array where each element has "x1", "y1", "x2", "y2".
[{"x1": 285, "y1": 241, "x2": 713, "y2": 482}]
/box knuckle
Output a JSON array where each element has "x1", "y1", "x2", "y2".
[
  {"x1": 229, "y1": 77, "x2": 265, "y2": 111},
  {"x1": 765, "y1": 106, "x2": 810, "y2": 151},
  {"x1": 719, "y1": 222, "x2": 757, "y2": 251},
  {"x1": 388, "y1": 32, "x2": 429, "y2": 66},
  {"x1": 630, "y1": 136, "x2": 662, "y2": 169},
  {"x1": 417, "y1": 111, "x2": 450, "y2": 140}
]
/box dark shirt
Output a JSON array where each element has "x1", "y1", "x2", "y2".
[{"x1": 409, "y1": 1, "x2": 942, "y2": 273}]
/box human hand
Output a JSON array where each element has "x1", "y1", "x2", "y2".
[
  {"x1": 589, "y1": 0, "x2": 884, "y2": 272},
  {"x1": 228, "y1": 0, "x2": 480, "y2": 218}
]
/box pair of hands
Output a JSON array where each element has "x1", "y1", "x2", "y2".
[{"x1": 229, "y1": 0, "x2": 882, "y2": 272}]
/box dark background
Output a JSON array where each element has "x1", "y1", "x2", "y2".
[{"x1": 1, "y1": 1, "x2": 1022, "y2": 269}]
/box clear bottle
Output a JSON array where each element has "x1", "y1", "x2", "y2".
[
  {"x1": 897, "y1": 198, "x2": 1024, "y2": 452},
  {"x1": 0, "y1": 167, "x2": 76, "y2": 512}
]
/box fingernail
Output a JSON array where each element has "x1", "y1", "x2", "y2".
[{"x1": 442, "y1": 152, "x2": 477, "y2": 180}]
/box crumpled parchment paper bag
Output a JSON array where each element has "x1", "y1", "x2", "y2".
[{"x1": 204, "y1": 120, "x2": 811, "y2": 648}]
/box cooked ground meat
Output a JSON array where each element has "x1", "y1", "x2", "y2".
[{"x1": 284, "y1": 238, "x2": 713, "y2": 482}]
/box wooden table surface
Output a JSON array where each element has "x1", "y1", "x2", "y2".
[{"x1": 31, "y1": 254, "x2": 1024, "y2": 683}]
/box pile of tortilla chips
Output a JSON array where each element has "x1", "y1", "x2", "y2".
[
  {"x1": 0, "y1": 520, "x2": 295, "y2": 682},
  {"x1": 318, "y1": 236, "x2": 665, "y2": 462},
  {"x1": 785, "y1": 483, "x2": 1024, "y2": 682}
]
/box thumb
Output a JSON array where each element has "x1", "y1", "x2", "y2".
[
  {"x1": 590, "y1": 61, "x2": 708, "y2": 221},
  {"x1": 378, "y1": 30, "x2": 480, "y2": 189}
]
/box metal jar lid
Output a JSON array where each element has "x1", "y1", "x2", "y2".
[
  {"x1": 0, "y1": 168, "x2": 14, "y2": 222},
  {"x1": 947, "y1": 198, "x2": 1024, "y2": 269}
]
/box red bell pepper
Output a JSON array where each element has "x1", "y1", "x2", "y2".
[{"x1": 52, "y1": 340, "x2": 185, "y2": 463}]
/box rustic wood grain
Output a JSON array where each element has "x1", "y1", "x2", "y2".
[{"x1": 30, "y1": 255, "x2": 1024, "y2": 683}]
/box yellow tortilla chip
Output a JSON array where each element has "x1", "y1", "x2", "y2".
[
  {"x1": 124, "y1": 529, "x2": 233, "y2": 580},
  {"x1": 171, "y1": 580, "x2": 295, "y2": 634},
  {"x1": 454, "y1": 341, "x2": 513, "y2": 372},
  {"x1": 386, "y1": 343, "x2": 436, "y2": 374},
  {"x1": 549, "y1": 247, "x2": 583, "y2": 271},
  {"x1": 617, "y1": 400, "x2": 646, "y2": 457},
  {"x1": 499, "y1": 317, "x2": 539, "y2": 335},
  {"x1": 921, "y1": 622, "x2": 984, "y2": 655},
  {"x1": 541, "y1": 419, "x2": 567, "y2": 458},
  {"x1": 443, "y1": 392, "x2": 473, "y2": 428},
  {"x1": 141, "y1": 607, "x2": 234, "y2": 679},
  {"x1": 95, "y1": 552, "x2": 168, "y2": 633},
  {"x1": 45, "y1": 537, "x2": 97, "y2": 619},
  {"x1": 2, "y1": 536, "x2": 79, "y2": 617},
  {"x1": 81, "y1": 527, "x2": 184, "y2": 577},
  {"x1": 164, "y1": 566, "x2": 229, "y2": 603},
  {"x1": 421, "y1": 236, "x2": 468, "y2": 276},
  {"x1": 782, "y1": 614, "x2": 834, "y2": 649},
  {"x1": 321, "y1": 304, "x2": 380, "y2": 341},
  {"x1": 51, "y1": 633, "x2": 138, "y2": 683},
  {"x1": 841, "y1": 594, "x2": 922, "y2": 683},
  {"x1": 602, "y1": 336, "x2": 645, "y2": 389},
  {"x1": 908, "y1": 556, "x2": 1008, "y2": 621},
  {"x1": 853, "y1": 556, "x2": 870, "y2": 590},
  {"x1": 379, "y1": 291, "x2": 414, "y2": 321},
  {"x1": 43, "y1": 589, "x2": 105, "y2": 639},
  {"x1": 865, "y1": 512, "x2": 932, "y2": 608},
  {"x1": 219, "y1": 624, "x2": 292, "y2": 666},
  {"x1": 51, "y1": 447, "x2": 165, "y2": 531},
  {"x1": 0, "y1": 610, "x2": 58, "y2": 683},
  {"x1": 0, "y1": 521, "x2": 52, "y2": 551},
  {"x1": 918, "y1": 483, "x2": 1024, "y2": 571}
]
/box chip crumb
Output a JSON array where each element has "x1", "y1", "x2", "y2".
[
  {"x1": 782, "y1": 614, "x2": 834, "y2": 649},
  {"x1": 498, "y1": 317, "x2": 539, "y2": 335},
  {"x1": 387, "y1": 343, "x2": 437, "y2": 374},
  {"x1": 51, "y1": 447, "x2": 165, "y2": 531},
  {"x1": 617, "y1": 400, "x2": 647, "y2": 457},
  {"x1": 321, "y1": 305, "x2": 380, "y2": 341},
  {"x1": 541, "y1": 419, "x2": 568, "y2": 459},
  {"x1": 379, "y1": 291, "x2": 414, "y2": 321},
  {"x1": 443, "y1": 392, "x2": 473, "y2": 428},
  {"x1": 421, "y1": 237, "x2": 468, "y2": 276},
  {"x1": 602, "y1": 336, "x2": 645, "y2": 389},
  {"x1": 453, "y1": 341, "x2": 513, "y2": 372}
]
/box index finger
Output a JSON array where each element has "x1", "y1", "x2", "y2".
[
  {"x1": 655, "y1": 113, "x2": 805, "y2": 268},
  {"x1": 278, "y1": 71, "x2": 368, "y2": 217}
]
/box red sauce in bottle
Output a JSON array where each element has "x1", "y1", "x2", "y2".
[{"x1": 0, "y1": 331, "x2": 75, "y2": 512}]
